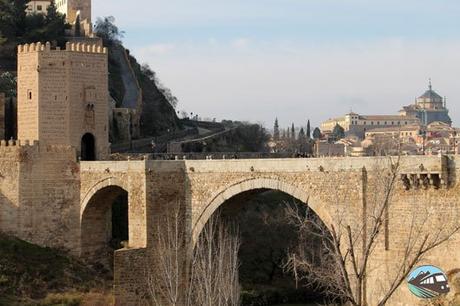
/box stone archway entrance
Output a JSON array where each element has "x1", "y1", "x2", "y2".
[
  {"x1": 80, "y1": 185, "x2": 128, "y2": 267},
  {"x1": 81, "y1": 133, "x2": 96, "y2": 161}
]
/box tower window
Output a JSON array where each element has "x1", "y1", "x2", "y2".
[{"x1": 27, "y1": 90, "x2": 32, "y2": 100}]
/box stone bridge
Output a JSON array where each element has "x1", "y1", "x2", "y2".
[{"x1": 79, "y1": 155, "x2": 460, "y2": 306}]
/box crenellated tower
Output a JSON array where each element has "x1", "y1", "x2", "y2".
[{"x1": 17, "y1": 41, "x2": 109, "y2": 160}]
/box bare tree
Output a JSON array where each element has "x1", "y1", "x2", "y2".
[
  {"x1": 284, "y1": 157, "x2": 460, "y2": 306},
  {"x1": 146, "y1": 206, "x2": 240, "y2": 306},
  {"x1": 187, "y1": 215, "x2": 240, "y2": 306}
]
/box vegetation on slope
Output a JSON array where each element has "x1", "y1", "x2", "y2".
[
  {"x1": 93, "y1": 16, "x2": 182, "y2": 137},
  {"x1": 0, "y1": 0, "x2": 69, "y2": 71},
  {"x1": 0, "y1": 233, "x2": 111, "y2": 306}
]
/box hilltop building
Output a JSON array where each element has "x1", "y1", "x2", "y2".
[
  {"x1": 321, "y1": 82, "x2": 452, "y2": 139},
  {"x1": 26, "y1": 0, "x2": 93, "y2": 36},
  {"x1": 400, "y1": 81, "x2": 452, "y2": 126},
  {"x1": 26, "y1": 0, "x2": 52, "y2": 15},
  {"x1": 321, "y1": 112, "x2": 420, "y2": 139}
]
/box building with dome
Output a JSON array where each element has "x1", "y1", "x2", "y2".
[
  {"x1": 400, "y1": 81, "x2": 452, "y2": 126},
  {"x1": 320, "y1": 82, "x2": 452, "y2": 139}
]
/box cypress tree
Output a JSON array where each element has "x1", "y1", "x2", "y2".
[
  {"x1": 74, "y1": 14, "x2": 81, "y2": 37},
  {"x1": 306, "y1": 119, "x2": 311, "y2": 139},
  {"x1": 298, "y1": 127, "x2": 306, "y2": 141},
  {"x1": 273, "y1": 118, "x2": 280, "y2": 141},
  {"x1": 313, "y1": 127, "x2": 321, "y2": 140},
  {"x1": 291, "y1": 123, "x2": 295, "y2": 140}
]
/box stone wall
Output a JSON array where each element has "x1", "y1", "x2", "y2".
[
  {"x1": 0, "y1": 140, "x2": 81, "y2": 252},
  {"x1": 0, "y1": 93, "x2": 5, "y2": 140}
]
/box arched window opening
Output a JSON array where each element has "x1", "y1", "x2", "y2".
[{"x1": 81, "y1": 133, "x2": 96, "y2": 161}]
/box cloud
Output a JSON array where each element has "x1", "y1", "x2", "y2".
[
  {"x1": 94, "y1": 0, "x2": 460, "y2": 128},
  {"x1": 132, "y1": 38, "x2": 460, "y2": 129}
]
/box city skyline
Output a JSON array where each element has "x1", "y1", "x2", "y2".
[{"x1": 93, "y1": 0, "x2": 460, "y2": 128}]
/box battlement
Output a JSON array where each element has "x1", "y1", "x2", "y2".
[
  {"x1": 0, "y1": 139, "x2": 39, "y2": 148},
  {"x1": 17, "y1": 41, "x2": 107, "y2": 54}
]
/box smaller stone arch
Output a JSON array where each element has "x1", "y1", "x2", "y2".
[
  {"x1": 80, "y1": 177, "x2": 130, "y2": 262},
  {"x1": 80, "y1": 177, "x2": 129, "y2": 218},
  {"x1": 192, "y1": 177, "x2": 333, "y2": 246}
]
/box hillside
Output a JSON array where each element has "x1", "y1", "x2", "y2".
[{"x1": 0, "y1": 233, "x2": 111, "y2": 306}]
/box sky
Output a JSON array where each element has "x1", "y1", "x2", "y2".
[{"x1": 93, "y1": 0, "x2": 460, "y2": 129}]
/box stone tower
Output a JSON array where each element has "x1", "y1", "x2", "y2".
[
  {"x1": 17, "y1": 41, "x2": 109, "y2": 160},
  {"x1": 56, "y1": 0, "x2": 92, "y2": 25}
]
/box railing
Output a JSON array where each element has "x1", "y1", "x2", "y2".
[{"x1": 110, "y1": 152, "x2": 312, "y2": 161}]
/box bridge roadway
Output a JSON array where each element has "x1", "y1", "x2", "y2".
[{"x1": 78, "y1": 155, "x2": 459, "y2": 305}]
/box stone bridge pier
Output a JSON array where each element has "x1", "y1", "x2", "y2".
[{"x1": 78, "y1": 156, "x2": 460, "y2": 306}]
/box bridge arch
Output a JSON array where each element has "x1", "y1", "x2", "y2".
[
  {"x1": 192, "y1": 177, "x2": 333, "y2": 245},
  {"x1": 80, "y1": 177, "x2": 130, "y2": 263}
]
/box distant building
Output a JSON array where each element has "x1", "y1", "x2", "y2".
[
  {"x1": 365, "y1": 125, "x2": 422, "y2": 141},
  {"x1": 321, "y1": 112, "x2": 419, "y2": 139},
  {"x1": 26, "y1": 0, "x2": 93, "y2": 36},
  {"x1": 26, "y1": 0, "x2": 51, "y2": 15},
  {"x1": 56, "y1": 0, "x2": 92, "y2": 25},
  {"x1": 321, "y1": 82, "x2": 452, "y2": 139},
  {"x1": 400, "y1": 81, "x2": 451, "y2": 126}
]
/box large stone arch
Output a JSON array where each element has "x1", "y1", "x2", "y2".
[{"x1": 192, "y1": 177, "x2": 333, "y2": 245}]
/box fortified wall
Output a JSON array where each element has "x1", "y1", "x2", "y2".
[
  {"x1": 0, "y1": 41, "x2": 110, "y2": 252},
  {"x1": 0, "y1": 140, "x2": 80, "y2": 251}
]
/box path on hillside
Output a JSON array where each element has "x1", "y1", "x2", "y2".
[{"x1": 112, "y1": 45, "x2": 141, "y2": 109}]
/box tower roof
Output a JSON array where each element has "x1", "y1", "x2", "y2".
[{"x1": 418, "y1": 80, "x2": 442, "y2": 101}]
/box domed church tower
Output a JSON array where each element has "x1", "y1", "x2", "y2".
[
  {"x1": 416, "y1": 80, "x2": 445, "y2": 110},
  {"x1": 400, "y1": 80, "x2": 452, "y2": 126}
]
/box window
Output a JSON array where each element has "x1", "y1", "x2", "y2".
[
  {"x1": 436, "y1": 275, "x2": 446, "y2": 282},
  {"x1": 27, "y1": 90, "x2": 32, "y2": 100},
  {"x1": 37, "y1": 5, "x2": 42, "y2": 10}
]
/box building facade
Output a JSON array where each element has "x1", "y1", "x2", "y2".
[
  {"x1": 25, "y1": 0, "x2": 51, "y2": 15},
  {"x1": 321, "y1": 112, "x2": 420, "y2": 139}
]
